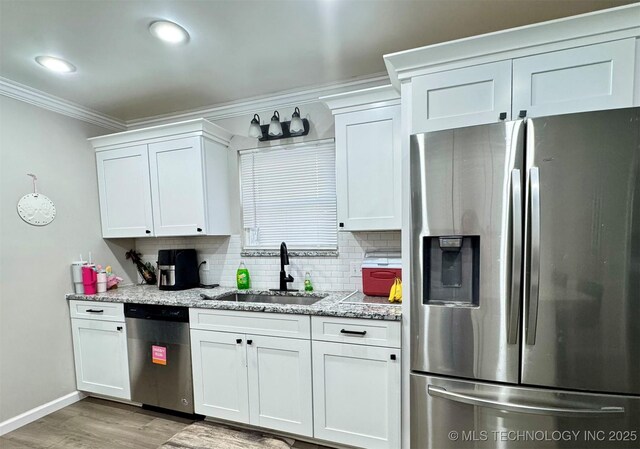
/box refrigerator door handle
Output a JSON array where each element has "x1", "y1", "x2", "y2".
[
  {"x1": 427, "y1": 385, "x2": 625, "y2": 416},
  {"x1": 526, "y1": 166, "x2": 541, "y2": 345},
  {"x1": 507, "y1": 169, "x2": 523, "y2": 344}
]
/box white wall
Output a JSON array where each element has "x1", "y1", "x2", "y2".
[{"x1": 0, "y1": 96, "x2": 137, "y2": 422}]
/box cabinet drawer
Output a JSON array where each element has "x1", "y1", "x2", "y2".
[
  {"x1": 69, "y1": 300, "x2": 124, "y2": 322},
  {"x1": 190, "y1": 309, "x2": 311, "y2": 339},
  {"x1": 312, "y1": 316, "x2": 401, "y2": 348}
]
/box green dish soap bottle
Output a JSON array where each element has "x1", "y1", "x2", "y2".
[
  {"x1": 304, "y1": 272, "x2": 313, "y2": 292},
  {"x1": 237, "y1": 262, "x2": 250, "y2": 290}
]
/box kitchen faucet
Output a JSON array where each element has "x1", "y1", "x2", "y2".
[{"x1": 273, "y1": 242, "x2": 296, "y2": 292}]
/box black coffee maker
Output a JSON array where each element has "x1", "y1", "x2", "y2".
[{"x1": 156, "y1": 249, "x2": 200, "y2": 290}]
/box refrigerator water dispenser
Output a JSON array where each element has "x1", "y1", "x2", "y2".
[{"x1": 423, "y1": 236, "x2": 479, "y2": 305}]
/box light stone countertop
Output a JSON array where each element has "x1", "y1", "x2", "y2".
[{"x1": 66, "y1": 285, "x2": 402, "y2": 321}]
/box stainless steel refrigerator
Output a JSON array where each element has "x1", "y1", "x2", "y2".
[{"x1": 410, "y1": 108, "x2": 640, "y2": 449}]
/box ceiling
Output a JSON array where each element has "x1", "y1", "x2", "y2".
[{"x1": 0, "y1": 0, "x2": 634, "y2": 122}]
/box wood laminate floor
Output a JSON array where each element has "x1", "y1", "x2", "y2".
[{"x1": 0, "y1": 397, "x2": 332, "y2": 449}]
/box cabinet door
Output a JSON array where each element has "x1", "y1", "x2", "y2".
[
  {"x1": 71, "y1": 318, "x2": 130, "y2": 400},
  {"x1": 148, "y1": 137, "x2": 207, "y2": 236},
  {"x1": 190, "y1": 329, "x2": 249, "y2": 423},
  {"x1": 312, "y1": 341, "x2": 401, "y2": 449},
  {"x1": 95, "y1": 145, "x2": 154, "y2": 238},
  {"x1": 513, "y1": 39, "x2": 636, "y2": 118},
  {"x1": 247, "y1": 335, "x2": 313, "y2": 437},
  {"x1": 335, "y1": 106, "x2": 401, "y2": 231},
  {"x1": 411, "y1": 60, "x2": 512, "y2": 133}
]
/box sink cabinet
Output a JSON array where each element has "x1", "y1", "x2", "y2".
[
  {"x1": 69, "y1": 301, "x2": 131, "y2": 400},
  {"x1": 90, "y1": 119, "x2": 233, "y2": 238},
  {"x1": 189, "y1": 310, "x2": 313, "y2": 437}
]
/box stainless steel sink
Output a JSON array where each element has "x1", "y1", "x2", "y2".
[{"x1": 201, "y1": 292, "x2": 326, "y2": 306}]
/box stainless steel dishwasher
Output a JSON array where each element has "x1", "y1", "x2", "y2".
[{"x1": 124, "y1": 303, "x2": 194, "y2": 414}]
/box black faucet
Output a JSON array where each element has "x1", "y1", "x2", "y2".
[{"x1": 275, "y1": 242, "x2": 296, "y2": 292}]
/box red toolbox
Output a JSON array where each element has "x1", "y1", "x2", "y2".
[{"x1": 362, "y1": 250, "x2": 402, "y2": 297}]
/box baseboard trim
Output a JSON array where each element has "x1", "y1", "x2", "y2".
[{"x1": 0, "y1": 391, "x2": 86, "y2": 436}]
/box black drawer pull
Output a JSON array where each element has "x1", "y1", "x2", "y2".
[
  {"x1": 247, "y1": 339, "x2": 253, "y2": 345},
  {"x1": 145, "y1": 230, "x2": 151, "y2": 234},
  {"x1": 390, "y1": 354, "x2": 396, "y2": 361},
  {"x1": 116, "y1": 326, "x2": 123, "y2": 331},
  {"x1": 499, "y1": 112, "x2": 507, "y2": 120},
  {"x1": 236, "y1": 338, "x2": 242, "y2": 344},
  {"x1": 196, "y1": 227, "x2": 203, "y2": 232},
  {"x1": 340, "y1": 329, "x2": 367, "y2": 336},
  {"x1": 86, "y1": 309, "x2": 104, "y2": 313},
  {"x1": 518, "y1": 110, "x2": 527, "y2": 118},
  {"x1": 339, "y1": 222, "x2": 344, "y2": 228}
]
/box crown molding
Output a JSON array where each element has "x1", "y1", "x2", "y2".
[
  {"x1": 320, "y1": 84, "x2": 400, "y2": 115},
  {"x1": 0, "y1": 77, "x2": 127, "y2": 131},
  {"x1": 1, "y1": 72, "x2": 390, "y2": 133},
  {"x1": 89, "y1": 118, "x2": 233, "y2": 151},
  {"x1": 126, "y1": 72, "x2": 390, "y2": 129}
]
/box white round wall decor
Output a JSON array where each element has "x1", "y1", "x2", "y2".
[{"x1": 17, "y1": 174, "x2": 56, "y2": 226}]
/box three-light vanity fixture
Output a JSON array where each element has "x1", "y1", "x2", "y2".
[{"x1": 248, "y1": 107, "x2": 310, "y2": 141}]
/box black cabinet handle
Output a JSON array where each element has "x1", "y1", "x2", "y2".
[
  {"x1": 116, "y1": 326, "x2": 123, "y2": 331},
  {"x1": 339, "y1": 223, "x2": 344, "y2": 228},
  {"x1": 86, "y1": 309, "x2": 104, "y2": 313},
  {"x1": 197, "y1": 227, "x2": 203, "y2": 232},
  {"x1": 390, "y1": 354, "x2": 397, "y2": 361},
  {"x1": 499, "y1": 112, "x2": 507, "y2": 120},
  {"x1": 340, "y1": 329, "x2": 367, "y2": 336},
  {"x1": 247, "y1": 339, "x2": 253, "y2": 345},
  {"x1": 518, "y1": 110, "x2": 527, "y2": 118},
  {"x1": 236, "y1": 338, "x2": 242, "y2": 344},
  {"x1": 145, "y1": 230, "x2": 151, "y2": 234}
]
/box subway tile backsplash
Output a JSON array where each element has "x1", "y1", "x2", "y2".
[{"x1": 135, "y1": 231, "x2": 401, "y2": 291}]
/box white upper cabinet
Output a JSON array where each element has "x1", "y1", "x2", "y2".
[
  {"x1": 96, "y1": 145, "x2": 154, "y2": 238},
  {"x1": 512, "y1": 39, "x2": 636, "y2": 118},
  {"x1": 411, "y1": 60, "x2": 512, "y2": 133},
  {"x1": 384, "y1": 4, "x2": 640, "y2": 132},
  {"x1": 90, "y1": 119, "x2": 233, "y2": 238},
  {"x1": 322, "y1": 85, "x2": 401, "y2": 231},
  {"x1": 148, "y1": 137, "x2": 207, "y2": 236}
]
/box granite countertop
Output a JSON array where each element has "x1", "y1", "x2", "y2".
[{"x1": 66, "y1": 285, "x2": 402, "y2": 321}]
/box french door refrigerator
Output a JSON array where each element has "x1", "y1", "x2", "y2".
[{"x1": 410, "y1": 107, "x2": 640, "y2": 449}]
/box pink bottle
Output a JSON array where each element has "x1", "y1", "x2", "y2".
[{"x1": 82, "y1": 266, "x2": 97, "y2": 295}]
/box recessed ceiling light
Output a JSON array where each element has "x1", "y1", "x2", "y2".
[
  {"x1": 149, "y1": 20, "x2": 190, "y2": 44},
  {"x1": 35, "y1": 55, "x2": 76, "y2": 73}
]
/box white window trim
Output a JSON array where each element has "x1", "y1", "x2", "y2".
[{"x1": 239, "y1": 138, "x2": 338, "y2": 253}]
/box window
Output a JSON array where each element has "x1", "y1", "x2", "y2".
[{"x1": 240, "y1": 139, "x2": 337, "y2": 250}]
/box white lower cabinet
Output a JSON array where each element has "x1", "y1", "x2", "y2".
[
  {"x1": 190, "y1": 328, "x2": 313, "y2": 437},
  {"x1": 191, "y1": 329, "x2": 250, "y2": 423},
  {"x1": 312, "y1": 340, "x2": 401, "y2": 449},
  {"x1": 70, "y1": 317, "x2": 131, "y2": 400},
  {"x1": 247, "y1": 335, "x2": 313, "y2": 436}
]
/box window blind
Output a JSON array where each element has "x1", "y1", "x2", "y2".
[{"x1": 240, "y1": 140, "x2": 337, "y2": 250}]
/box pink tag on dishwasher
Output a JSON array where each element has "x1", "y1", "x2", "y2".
[{"x1": 152, "y1": 345, "x2": 167, "y2": 365}]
